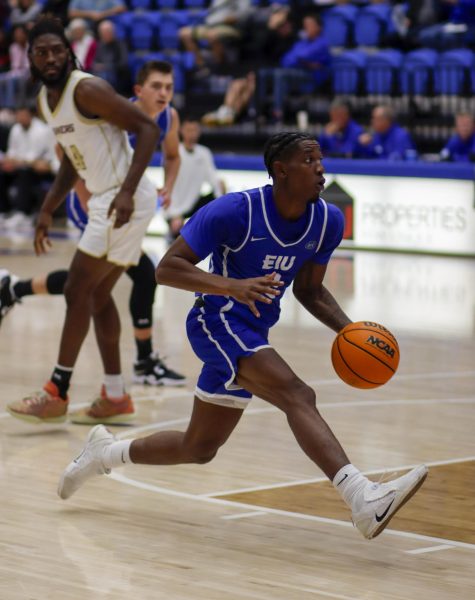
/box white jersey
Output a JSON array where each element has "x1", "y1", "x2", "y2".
[{"x1": 38, "y1": 70, "x2": 152, "y2": 195}]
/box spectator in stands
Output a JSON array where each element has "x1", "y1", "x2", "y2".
[
  {"x1": 92, "y1": 20, "x2": 129, "y2": 94},
  {"x1": 10, "y1": 0, "x2": 42, "y2": 27},
  {"x1": 0, "y1": 106, "x2": 58, "y2": 229},
  {"x1": 257, "y1": 12, "x2": 331, "y2": 123},
  {"x1": 68, "y1": 0, "x2": 126, "y2": 28},
  {"x1": 0, "y1": 24, "x2": 29, "y2": 109},
  {"x1": 389, "y1": 0, "x2": 440, "y2": 50},
  {"x1": 179, "y1": 0, "x2": 251, "y2": 71},
  {"x1": 202, "y1": 6, "x2": 297, "y2": 126},
  {"x1": 319, "y1": 100, "x2": 363, "y2": 158},
  {"x1": 440, "y1": 111, "x2": 475, "y2": 162},
  {"x1": 166, "y1": 117, "x2": 224, "y2": 241},
  {"x1": 418, "y1": 0, "x2": 475, "y2": 49},
  {"x1": 41, "y1": 0, "x2": 71, "y2": 26},
  {"x1": 68, "y1": 18, "x2": 97, "y2": 71},
  {"x1": 357, "y1": 105, "x2": 417, "y2": 160}
]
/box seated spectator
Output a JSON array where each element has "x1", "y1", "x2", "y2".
[
  {"x1": 257, "y1": 12, "x2": 331, "y2": 123},
  {"x1": 389, "y1": 0, "x2": 440, "y2": 50},
  {"x1": 202, "y1": 72, "x2": 255, "y2": 126},
  {"x1": 418, "y1": 0, "x2": 475, "y2": 50},
  {"x1": 92, "y1": 20, "x2": 129, "y2": 94},
  {"x1": 440, "y1": 112, "x2": 475, "y2": 162},
  {"x1": 166, "y1": 117, "x2": 224, "y2": 240},
  {"x1": 0, "y1": 106, "x2": 58, "y2": 229},
  {"x1": 357, "y1": 105, "x2": 417, "y2": 160},
  {"x1": 68, "y1": 0, "x2": 126, "y2": 28},
  {"x1": 68, "y1": 18, "x2": 97, "y2": 71},
  {"x1": 10, "y1": 0, "x2": 42, "y2": 28},
  {"x1": 319, "y1": 100, "x2": 363, "y2": 158},
  {"x1": 0, "y1": 24, "x2": 29, "y2": 109},
  {"x1": 202, "y1": 7, "x2": 297, "y2": 127},
  {"x1": 179, "y1": 0, "x2": 251, "y2": 71}
]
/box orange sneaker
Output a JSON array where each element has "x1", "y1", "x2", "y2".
[
  {"x1": 69, "y1": 386, "x2": 136, "y2": 425},
  {"x1": 7, "y1": 381, "x2": 68, "y2": 424}
]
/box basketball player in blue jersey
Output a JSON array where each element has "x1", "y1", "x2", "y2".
[
  {"x1": 7, "y1": 17, "x2": 160, "y2": 425},
  {"x1": 58, "y1": 132, "x2": 428, "y2": 540},
  {"x1": 0, "y1": 60, "x2": 186, "y2": 388}
]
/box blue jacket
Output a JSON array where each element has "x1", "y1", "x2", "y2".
[
  {"x1": 281, "y1": 35, "x2": 331, "y2": 86},
  {"x1": 319, "y1": 120, "x2": 363, "y2": 158},
  {"x1": 357, "y1": 124, "x2": 416, "y2": 160},
  {"x1": 440, "y1": 133, "x2": 475, "y2": 162}
]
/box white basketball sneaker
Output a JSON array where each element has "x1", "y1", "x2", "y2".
[
  {"x1": 352, "y1": 465, "x2": 428, "y2": 539},
  {"x1": 58, "y1": 425, "x2": 114, "y2": 500}
]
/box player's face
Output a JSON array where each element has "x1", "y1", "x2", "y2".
[
  {"x1": 135, "y1": 71, "x2": 174, "y2": 115},
  {"x1": 29, "y1": 33, "x2": 71, "y2": 87},
  {"x1": 285, "y1": 140, "x2": 325, "y2": 201}
]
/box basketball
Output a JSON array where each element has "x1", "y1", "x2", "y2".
[{"x1": 331, "y1": 321, "x2": 400, "y2": 389}]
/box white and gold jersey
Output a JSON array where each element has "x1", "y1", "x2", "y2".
[{"x1": 38, "y1": 70, "x2": 145, "y2": 195}]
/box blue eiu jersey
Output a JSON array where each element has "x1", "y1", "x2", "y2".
[
  {"x1": 181, "y1": 184, "x2": 344, "y2": 330},
  {"x1": 66, "y1": 104, "x2": 172, "y2": 230}
]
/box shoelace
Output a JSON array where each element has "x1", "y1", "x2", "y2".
[{"x1": 24, "y1": 391, "x2": 51, "y2": 407}]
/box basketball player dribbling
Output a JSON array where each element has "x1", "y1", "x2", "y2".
[
  {"x1": 58, "y1": 132, "x2": 428, "y2": 539},
  {"x1": 7, "y1": 17, "x2": 159, "y2": 424}
]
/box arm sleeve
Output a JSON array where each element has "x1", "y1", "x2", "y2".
[
  {"x1": 5, "y1": 125, "x2": 20, "y2": 159},
  {"x1": 312, "y1": 203, "x2": 345, "y2": 265},
  {"x1": 180, "y1": 192, "x2": 249, "y2": 259}
]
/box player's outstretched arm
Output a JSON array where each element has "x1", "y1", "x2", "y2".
[
  {"x1": 293, "y1": 260, "x2": 351, "y2": 333},
  {"x1": 156, "y1": 237, "x2": 284, "y2": 318}
]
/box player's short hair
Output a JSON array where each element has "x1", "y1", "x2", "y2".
[
  {"x1": 263, "y1": 132, "x2": 317, "y2": 177},
  {"x1": 136, "y1": 60, "x2": 174, "y2": 86},
  {"x1": 28, "y1": 14, "x2": 79, "y2": 68}
]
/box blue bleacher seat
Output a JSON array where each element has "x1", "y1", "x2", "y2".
[
  {"x1": 365, "y1": 49, "x2": 404, "y2": 95},
  {"x1": 111, "y1": 12, "x2": 132, "y2": 41},
  {"x1": 435, "y1": 49, "x2": 474, "y2": 95},
  {"x1": 354, "y1": 4, "x2": 391, "y2": 47},
  {"x1": 400, "y1": 49, "x2": 438, "y2": 96},
  {"x1": 331, "y1": 50, "x2": 367, "y2": 95},
  {"x1": 130, "y1": 0, "x2": 153, "y2": 9},
  {"x1": 129, "y1": 12, "x2": 156, "y2": 50},
  {"x1": 156, "y1": 0, "x2": 179, "y2": 8},
  {"x1": 183, "y1": 0, "x2": 207, "y2": 7},
  {"x1": 323, "y1": 5, "x2": 358, "y2": 48},
  {"x1": 158, "y1": 11, "x2": 187, "y2": 50}
]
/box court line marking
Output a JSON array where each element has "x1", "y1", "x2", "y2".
[
  {"x1": 201, "y1": 455, "x2": 475, "y2": 498},
  {"x1": 108, "y1": 470, "x2": 475, "y2": 552},
  {"x1": 405, "y1": 544, "x2": 454, "y2": 555},
  {"x1": 221, "y1": 511, "x2": 266, "y2": 520}
]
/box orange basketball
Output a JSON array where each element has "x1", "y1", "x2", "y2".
[{"x1": 331, "y1": 321, "x2": 400, "y2": 389}]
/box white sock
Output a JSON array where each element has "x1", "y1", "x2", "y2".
[
  {"x1": 104, "y1": 374, "x2": 125, "y2": 399},
  {"x1": 333, "y1": 464, "x2": 370, "y2": 509},
  {"x1": 101, "y1": 440, "x2": 132, "y2": 470}
]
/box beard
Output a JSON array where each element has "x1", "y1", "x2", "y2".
[{"x1": 30, "y1": 60, "x2": 71, "y2": 87}]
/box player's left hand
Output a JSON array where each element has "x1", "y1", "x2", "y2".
[
  {"x1": 158, "y1": 187, "x2": 171, "y2": 209},
  {"x1": 108, "y1": 190, "x2": 134, "y2": 228}
]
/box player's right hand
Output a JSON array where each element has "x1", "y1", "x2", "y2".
[
  {"x1": 228, "y1": 273, "x2": 284, "y2": 318},
  {"x1": 34, "y1": 211, "x2": 53, "y2": 255}
]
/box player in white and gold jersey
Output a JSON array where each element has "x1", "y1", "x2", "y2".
[{"x1": 7, "y1": 16, "x2": 159, "y2": 424}]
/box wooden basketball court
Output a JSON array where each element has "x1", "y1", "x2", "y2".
[{"x1": 1, "y1": 232, "x2": 474, "y2": 599}]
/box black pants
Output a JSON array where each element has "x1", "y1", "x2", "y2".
[{"x1": 0, "y1": 168, "x2": 54, "y2": 215}]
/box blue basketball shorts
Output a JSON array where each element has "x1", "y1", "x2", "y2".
[{"x1": 186, "y1": 303, "x2": 271, "y2": 409}]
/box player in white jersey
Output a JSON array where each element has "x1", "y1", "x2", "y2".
[{"x1": 7, "y1": 16, "x2": 159, "y2": 424}]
